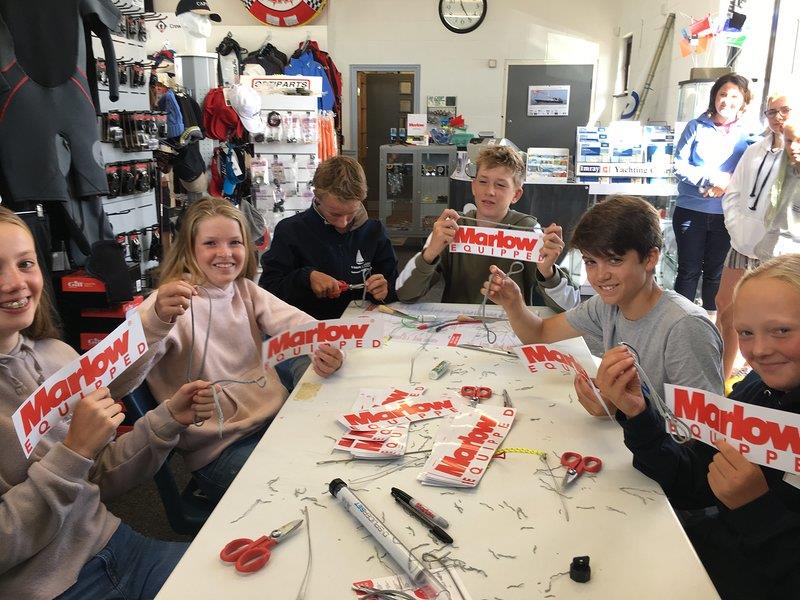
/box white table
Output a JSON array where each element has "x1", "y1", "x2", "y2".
[{"x1": 158, "y1": 304, "x2": 719, "y2": 599}]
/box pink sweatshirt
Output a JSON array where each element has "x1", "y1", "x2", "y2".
[
  {"x1": 0, "y1": 336, "x2": 186, "y2": 599},
  {"x1": 111, "y1": 278, "x2": 315, "y2": 471}
]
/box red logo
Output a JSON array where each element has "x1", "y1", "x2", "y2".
[
  {"x1": 453, "y1": 227, "x2": 537, "y2": 252},
  {"x1": 433, "y1": 414, "x2": 498, "y2": 478},
  {"x1": 19, "y1": 331, "x2": 135, "y2": 436},
  {"x1": 674, "y1": 388, "x2": 800, "y2": 453},
  {"x1": 268, "y1": 322, "x2": 369, "y2": 356}
]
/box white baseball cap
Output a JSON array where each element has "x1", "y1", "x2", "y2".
[{"x1": 229, "y1": 84, "x2": 265, "y2": 135}]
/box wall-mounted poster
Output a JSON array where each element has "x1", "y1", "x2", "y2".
[{"x1": 527, "y1": 85, "x2": 570, "y2": 117}]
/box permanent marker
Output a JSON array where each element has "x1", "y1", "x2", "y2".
[
  {"x1": 392, "y1": 493, "x2": 453, "y2": 545},
  {"x1": 391, "y1": 487, "x2": 449, "y2": 528}
]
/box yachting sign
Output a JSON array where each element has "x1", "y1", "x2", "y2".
[
  {"x1": 263, "y1": 319, "x2": 383, "y2": 366},
  {"x1": 450, "y1": 225, "x2": 543, "y2": 263},
  {"x1": 666, "y1": 384, "x2": 800, "y2": 474},
  {"x1": 13, "y1": 313, "x2": 148, "y2": 457}
]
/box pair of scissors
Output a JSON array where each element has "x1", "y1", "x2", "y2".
[
  {"x1": 561, "y1": 451, "x2": 602, "y2": 487},
  {"x1": 338, "y1": 280, "x2": 366, "y2": 292},
  {"x1": 460, "y1": 385, "x2": 492, "y2": 406},
  {"x1": 220, "y1": 519, "x2": 303, "y2": 573}
]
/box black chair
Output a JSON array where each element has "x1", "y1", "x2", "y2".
[{"x1": 121, "y1": 382, "x2": 215, "y2": 535}]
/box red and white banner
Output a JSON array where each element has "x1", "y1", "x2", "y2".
[
  {"x1": 514, "y1": 342, "x2": 596, "y2": 379},
  {"x1": 419, "y1": 404, "x2": 516, "y2": 487},
  {"x1": 450, "y1": 225, "x2": 543, "y2": 263},
  {"x1": 12, "y1": 313, "x2": 148, "y2": 457},
  {"x1": 263, "y1": 319, "x2": 383, "y2": 367},
  {"x1": 666, "y1": 384, "x2": 800, "y2": 474},
  {"x1": 337, "y1": 394, "x2": 467, "y2": 431}
]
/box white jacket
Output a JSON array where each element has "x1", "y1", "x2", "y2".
[{"x1": 722, "y1": 133, "x2": 786, "y2": 260}]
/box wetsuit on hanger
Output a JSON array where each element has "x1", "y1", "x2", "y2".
[{"x1": 0, "y1": 0, "x2": 121, "y2": 204}]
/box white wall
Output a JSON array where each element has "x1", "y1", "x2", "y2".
[
  {"x1": 328, "y1": 0, "x2": 618, "y2": 151},
  {"x1": 613, "y1": 0, "x2": 776, "y2": 125},
  {"x1": 152, "y1": 0, "x2": 779, "y2": 147}
]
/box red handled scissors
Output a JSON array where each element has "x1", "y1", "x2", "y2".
[
  {"x1": 337, "y1": 280, "x2": 366, "y2": 292},
  {"x1": 220, "y1": 518, "x2": 303, "y2": 573},
  {"x1": 561, "y1": 451, "x2": 602, "y2": 487},
  {"x1": 460, "y1": 385, "x2": 492, "y2": 407}
]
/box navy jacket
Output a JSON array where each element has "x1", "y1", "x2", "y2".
[
  {"x1": 619, "y1": 371, "x2": 800, "y2": 597},
  {"x1": 259, "y1": 205, "x2": 398, "y2": 320}
]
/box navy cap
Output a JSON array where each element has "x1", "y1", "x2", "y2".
[{"x1": 175, "y1": 0, "x2": 222, "y2": 22}]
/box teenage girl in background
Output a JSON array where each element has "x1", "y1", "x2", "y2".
[
  {"x1": 0, "y1": 207, "x2": 214, "y2": 599},
  {"x1": 112, "y1": 197, "x2": 344, "y2": 503},
  {"x1": 716, "y1": 98, "x2": 796, "y2": 381}
]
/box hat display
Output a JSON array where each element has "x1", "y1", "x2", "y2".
[
  {"x1": 229, "y1": 85, "x2": 266, "y2": 135},
  {"x1": 202, "y1": 87, "x2": 244, "y2": 141},
  {"x1": 175, "y1": 0, "x2": 222, "y2": 22}
]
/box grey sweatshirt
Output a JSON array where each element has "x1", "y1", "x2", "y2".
[
  {"x1": 0, "y1": 336, "x2": 186, "y2": 599},
  {"x1": 396, "y1": 209, "x2": 580, "y2": 311}
]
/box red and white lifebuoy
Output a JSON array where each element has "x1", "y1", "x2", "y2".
[{"x1": 241, "y1": 0, "x2": 328, "y2": 27}]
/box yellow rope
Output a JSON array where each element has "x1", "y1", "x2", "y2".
[{"x1": 493, "y1": 447, "x2": 547, "y2": 458}]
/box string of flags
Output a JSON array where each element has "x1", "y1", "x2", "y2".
[{"x1": 679, "y1": 11, "x2": 747, "y2": 57}]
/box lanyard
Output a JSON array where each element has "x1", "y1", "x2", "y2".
[{"x1": 748, "y1": 148, "x2": 781, "y2": 211}]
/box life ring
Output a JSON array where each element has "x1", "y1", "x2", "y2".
[
  {"x1": 241, "y1": 0, "x2": 328, "y2": 27},
  {"x1": 620, "y1": 90, "x2": 640, "y2": 120}
]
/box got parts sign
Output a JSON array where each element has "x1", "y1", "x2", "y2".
[
  {"x1": 450, "y1": 225, "x2": 543, "y2": 263},
  {"x1": 666, "y1": 384, "x2": 800, "y2": 474},
  {"x1": 13, "y1": 313, "x2": 148, "y2": 457},
  {"x1": 263, "y1": 319, "x2": 383, "y2": 366}
]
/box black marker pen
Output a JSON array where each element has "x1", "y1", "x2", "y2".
[{"x1": 392, "y1": 492, "x2": 453, "y2": 545}]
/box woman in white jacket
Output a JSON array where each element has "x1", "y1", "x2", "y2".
[{"x1": 716, "y1": 92, "x2": 793, "y2": 380}]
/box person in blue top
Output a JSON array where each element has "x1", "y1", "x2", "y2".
[{"x1": 672, "y1": 73, "x2": 752, "y2": 312}]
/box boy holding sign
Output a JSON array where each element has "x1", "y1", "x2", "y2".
[
  {"x1": 485, "y1": 195, "x2": 724, "y2": 405},
  {"x1": 396, "y1": 145, "x2": 579, "y2": 310},
  {"x1": 593, "y1": 254, "x2": 800, "y2": 598}
]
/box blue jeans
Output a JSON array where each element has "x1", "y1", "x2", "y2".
[
  {"x1": 671, "y1": 205, "x2": 730, "y2": 310},
  {"x1": 56, "y1": 523, "x2": 187, "y2": 600},
  {"x1": 192, "y1": 422, "x2": 271, "y2": 503}
]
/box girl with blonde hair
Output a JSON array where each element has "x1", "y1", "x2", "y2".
[{"x1": 112, "y1": 197, "x2": 344, "y2": 502}]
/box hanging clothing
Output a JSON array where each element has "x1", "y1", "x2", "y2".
[
  {"x1": 0, "y1": 0, "x2": 121, "y2": 203},
  {"x1": 158, "y1": 89, "x2": 185, "y2": 138},
  {"x1": 216, "y1": 34, "x2": 244, "y2": 86},
  {"x1": 243, "y1": 43, "x2": 288, "y2": 76},
  {"x1": 296, "y1": 40, "x2": 342, "y2": 139},
  {"x1": 284, "y1": 51, "x2": 334, "y2": 111},
  {"x1": 317, "y1": 113, "x2": 337, "y2": 160}
]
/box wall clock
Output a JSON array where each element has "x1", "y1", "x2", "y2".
[
  {"x1": 439, "y1": 0, "x2": 487, "y2": 34},
  {"x1": 241, "y1": 0, "x2": 328, "y2": 27}
]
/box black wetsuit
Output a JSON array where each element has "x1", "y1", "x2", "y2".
[{"x1": 0, "y1": 0, "x2": 120, "y2": 203}]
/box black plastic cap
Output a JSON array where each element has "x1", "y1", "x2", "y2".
[
  {"x1": 390, "y1": 487, "x2": 411, "y2": 503},
  {"x1": 329, "y1": 478, "x2": 346, "y2": 497},
  {"x1": 570, "y1": 555, "x2": 591, "y2": 583}
]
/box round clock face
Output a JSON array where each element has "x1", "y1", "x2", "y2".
[
  {"x1": 439, "y1": 0, "x2": 487, "y2": 34},
  {"x1": 243, "y1": 0, "x2": 328, "y2": 27}
]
